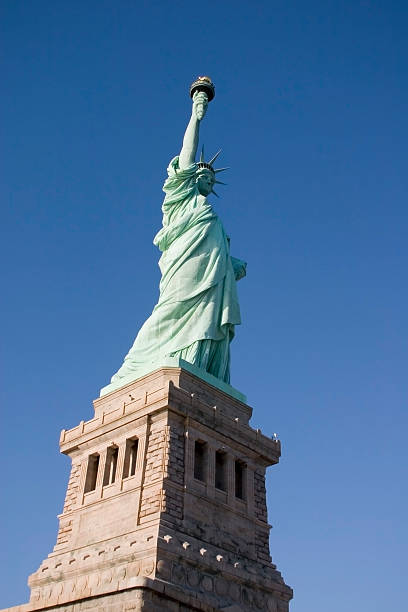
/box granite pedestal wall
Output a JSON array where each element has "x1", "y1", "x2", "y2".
[{"x1": 1, "y1": 367, "x2": 292, "y2": 612}]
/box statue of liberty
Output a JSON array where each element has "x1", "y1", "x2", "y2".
[{"x1": 107, "y1": 77, "x2": 246, "y2": 393}]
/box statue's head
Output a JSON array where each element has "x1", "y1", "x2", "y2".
[
  {"x1": 195, "y1": 148, "x2": 228, "y2": 198},
  {"x1": 196, "y1": 168, "x2": 215, "y2": 196}
]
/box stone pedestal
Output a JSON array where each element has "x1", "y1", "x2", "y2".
[{"x1": 2, "y1": 367, "x2": 292, "y2": 611}]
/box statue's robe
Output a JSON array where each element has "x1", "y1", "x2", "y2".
[{"x1": 111, "y1": 156, "x2": 244, "y2": 385}]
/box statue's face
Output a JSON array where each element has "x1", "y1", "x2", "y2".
[{"x1": 196, "y1": 170, "x2": 215, "y2": 196}]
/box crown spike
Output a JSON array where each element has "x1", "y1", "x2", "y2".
[
  {"x1": 199, "y1": 145, "x2": 205, "y2": 163},
  {"x1": 214, "y1": 167, "x2": 229, "y2": 174},
  {"x1": 214, "y1": 180, "x2": 227, "y2": 185},
  {"x1": 208, "y1": 149, "x2": 222, "y2": 166},
  {"x1": 211, "y1": 189, "x2": 219, "y2": 198}
]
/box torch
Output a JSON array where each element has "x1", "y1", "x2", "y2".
[{"x1": 190, "y1": 76, "x2": 215, "y2": 120}]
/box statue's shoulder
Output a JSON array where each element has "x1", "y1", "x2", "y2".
[
  {"x1": 167, "y1": 155, "x2": 180, "y2": 175},
  {"x1": 167, "y1": 155, "x2": 196, "y2": 177}
]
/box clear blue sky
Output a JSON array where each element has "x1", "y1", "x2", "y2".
[{"x1": 1, "y1": 1, "x2": 407, "y2": 609}]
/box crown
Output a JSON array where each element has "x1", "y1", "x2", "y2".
[
  {"x1": 197, "y1": 162, "x2": 215, "y2": 172},
  {"x1": 196, "y1": 147, "x2": 228, "y2": 197}
]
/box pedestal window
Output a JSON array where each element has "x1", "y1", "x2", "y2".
[
  {"x1": 235, "y1": 460, "x2": 246, "y2": 500},
  {"x1": 215, "y1": 450, "x2": 227, "y2": 491},
  {"x1": 194, "y1": 440, "x2": 207, "y2": 481},
  {"x1": 84, "y1": 453, "x2": 100, "y2": 493},
  {"x1": 103, "y1": 446, "x2": 118, "y2": 486},
  {"x1": 123, "y1": 438, "x2": 139, "y2": 479}
]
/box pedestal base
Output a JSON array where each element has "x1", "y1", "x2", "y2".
[
  {"x1": 100, "y1": 357, "x2": 247, "y2": 404},
  {"x1": 1, "y1": 368, "x2": 292, "y2": 612}
]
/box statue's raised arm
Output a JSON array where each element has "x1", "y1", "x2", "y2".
[
  {"x1": 179, "y1": 76, "x2": 215, "y2": 169},
  {"x1": 178, "y1": 91, "x2": 208, "y2": 169}
]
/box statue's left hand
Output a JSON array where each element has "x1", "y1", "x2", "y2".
[
  {"x1": 193, "y1": 91, "x2": 208, "y2": 121},
  {"x1": 231, "y1": 257, "x2": 247, "y2": 281}
]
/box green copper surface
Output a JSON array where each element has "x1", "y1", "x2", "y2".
[{"x1": 101, "y1": 82, "x2": 246, "y2": 397}]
